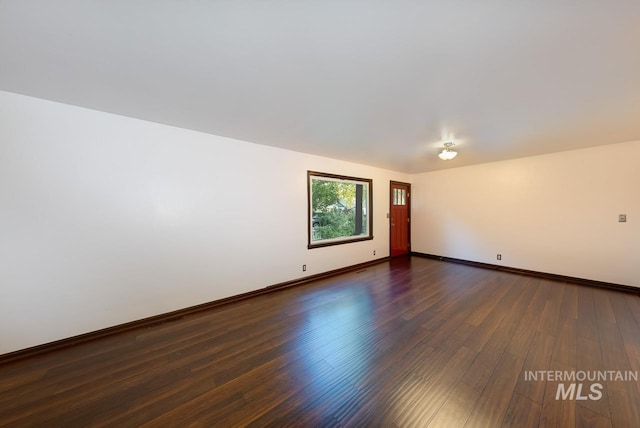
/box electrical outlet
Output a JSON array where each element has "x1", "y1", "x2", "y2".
[
  {"x1": 302, "y1": 264, "x2": 307, "y2": 272},
  {"x1": 619, "y1": 214, "x2": 627, "y2": 222},
  {"x1": 497, "y1": 254, "x2": 502, "y2": 260},
  {"x1": 373, "y1": 250, "x2": 376, "y2": 256}
]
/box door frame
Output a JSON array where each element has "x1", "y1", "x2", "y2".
[{"x1": 389, "y1": 181, "x2": 411, "y2": 257}]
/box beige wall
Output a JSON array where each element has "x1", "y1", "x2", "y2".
[
  {"x1": 0, "y1": 90, "x2": 408, "y2": 354},
  {"x1": 2, "y1": 87, "x2": 638, "y2": 355},
  {"x1": 410, "y1": 140, "x2": 640, "y2": 287}
]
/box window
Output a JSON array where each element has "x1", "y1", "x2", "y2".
[
  {"x1": 308, "y1": 171, "x2": 373, "y2": 248},
  {"x1": 393, "y1": 188, "x2": 406, "y2": 205}
]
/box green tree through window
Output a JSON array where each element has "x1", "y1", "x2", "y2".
[{"x1": 308, "y1": 172, "x2": 373, "y2": 248}]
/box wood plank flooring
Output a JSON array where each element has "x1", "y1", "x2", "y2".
[{"x1": 1, "y1": 257, "x2": 640, "y2": 427}]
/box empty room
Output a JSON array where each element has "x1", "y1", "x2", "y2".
[{"x1": 1, "y1": 1, "x2": 639, "y2": 427}]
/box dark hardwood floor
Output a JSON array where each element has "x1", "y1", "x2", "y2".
[{"x1": 2, "y1": 257, "x2": 640, "y2": 427}]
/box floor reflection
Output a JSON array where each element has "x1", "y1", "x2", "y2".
[{"x1": 293, "y1": 283, "x2": 375, "y2": 398}]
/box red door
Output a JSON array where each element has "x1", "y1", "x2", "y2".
[{"x1": 390, "y1": 182, "x2": 410, "y2": 257}]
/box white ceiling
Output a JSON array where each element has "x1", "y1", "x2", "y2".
[{"x1": 1, "y1": 1, "x2": 638, "y2": 173}]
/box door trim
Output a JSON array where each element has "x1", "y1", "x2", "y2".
[{"x1": 389, "y1": 181, "x2": 411, "y2": 257}]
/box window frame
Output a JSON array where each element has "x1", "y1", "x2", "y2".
[{"x1": 307, "y1": 171, "x2": 374, "y2": 249}]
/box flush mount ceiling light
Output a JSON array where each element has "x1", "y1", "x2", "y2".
[{"x1": 438, "y1": 142, "x2": 458, "y2": 160}]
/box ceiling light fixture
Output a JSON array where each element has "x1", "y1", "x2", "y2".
[{"x1": 438, "y1": 142, "x2": 458, "y2": 160}]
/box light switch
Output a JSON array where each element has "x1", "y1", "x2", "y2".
[{"x1": 619, "y1": 214, "x2": 627, "y2": 222}]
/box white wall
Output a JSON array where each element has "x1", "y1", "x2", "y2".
[
  {"x1": 0, "y1": 90, "x2": 409, "y2": 355},
  {"x1": 411, "y1": 140, "x2": 640, "y2": 287}
]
